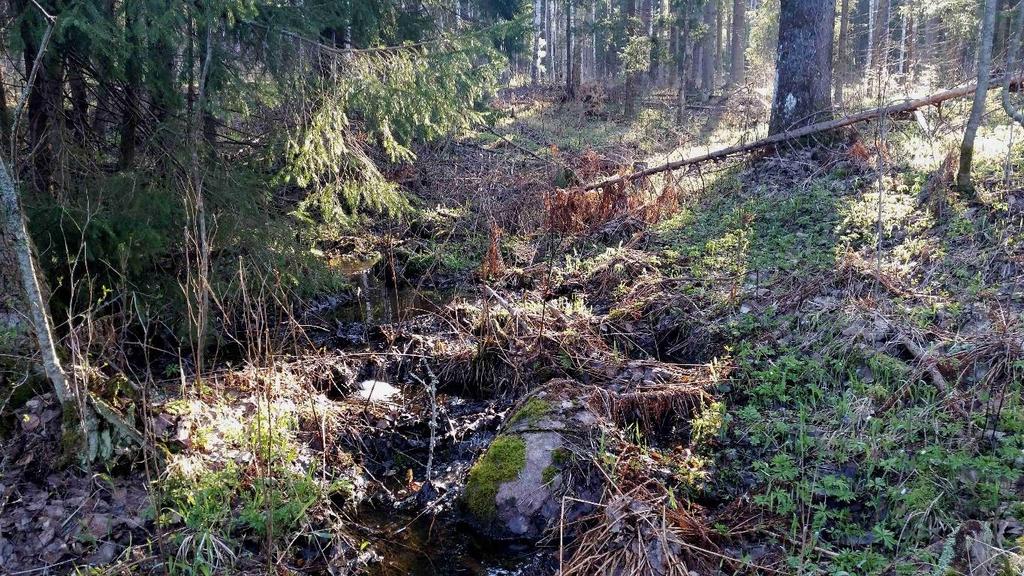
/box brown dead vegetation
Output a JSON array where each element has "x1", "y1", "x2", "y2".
[{"x1": 544, "y1": 174, "x2": 680, "y2": 235}]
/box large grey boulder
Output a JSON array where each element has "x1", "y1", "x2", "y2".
[{"x1": 462, "y1": 379, "x2": 601, "y2": 540}]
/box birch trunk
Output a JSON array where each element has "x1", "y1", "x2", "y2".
[
  {"x1": 532, "y1": 0, "x2": 543, "y2": 84},
  {"x1": 0, "y1": 157, "x2": 75, "y2": 406},
  {"x1": 566, "y1": 0, "x2": 576, "y2": 97}
]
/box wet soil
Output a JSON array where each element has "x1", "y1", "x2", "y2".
[{"x1": 322, "y1": 267, "x2": 540, "y2": 575}]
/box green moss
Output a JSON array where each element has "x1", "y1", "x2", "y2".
[
  {"x1": 464, "y1": 435, "x2": 526, "y2": 520},
  {"x1": 541, "y1": 465, "x2": 558, "y2": 484},
  {"x1": 508, "y1": 397, "x2": 551, "y2": 427},
  {"x1": 541, "y1": 449, "x2": 571, "y2": 485}
]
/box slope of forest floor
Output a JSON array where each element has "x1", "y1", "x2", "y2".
[{"x1": 2, "y1": 88, "x2": 1024, "y2": 575}]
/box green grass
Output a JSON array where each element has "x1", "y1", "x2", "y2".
[
  {"x1": 654, "y1": 177, "x2": 841, "y2": 280},
  {"x1": 160, "y1": 405, "x2": 339, "y2": 575},
  {"x1": 721, "y1": 340, "x2": 1024, "y2": 573},
  {"x1": 605, "y1": 120, "x2": 1024, "y2": 572}
]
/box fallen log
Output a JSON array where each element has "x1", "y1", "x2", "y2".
[{"x1": 584, "y1": 75, "x2": 1024, "y2": 191}]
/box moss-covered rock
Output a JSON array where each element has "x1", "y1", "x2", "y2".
[
  {"x1": 462, "y1": 380, "x2": 601, "y2": 541},
  {"x1": 507, "y1": 396, "x2": 550, "y2": 426},
  {"x1": 464, "y1": 434, "x2": 526, "y2": 520}
]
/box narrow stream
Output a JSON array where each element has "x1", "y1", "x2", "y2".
[
  {"x1": 320, "y1": 263, "x2": 537, "y2": 575},
  {"x1": 361, "y1": 504, "x2": 535, "y2": 575},
  {"x1": 325, "y1": 256, "x2": 450, "y2": 326}
]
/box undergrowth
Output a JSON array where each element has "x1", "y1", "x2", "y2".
[
  {"x1": 161, "y1": 405, "x2": 350, "y2": 575},
  {"x1": 635, "y1": 124, "x2": 1024, "y2": 573}
]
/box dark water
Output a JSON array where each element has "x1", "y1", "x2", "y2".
[
  {"x1": 361, "y1": 503, "x2": 535, "y2": 576},
  {"x1": 323, "y1": 257, "x2": 451, "y2": 326},
  {"x1": 326, "y1": 264, "x2": 536, "y2": 575}
]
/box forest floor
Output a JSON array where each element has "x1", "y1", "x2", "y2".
[{"x1": 2, "y1": 86, "x2": 1024, "y2": 575}]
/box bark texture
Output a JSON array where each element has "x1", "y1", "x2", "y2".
[
  {"x1": 532, "y1": 0, "x2": 543, "y2": 84},
  {"x1": 0, "y1": 157, "x2": 74, "y2": 405},
  {"x1": 728, "y1": 0, "x2": 745, "y2": 85},
  {"x1": 834, "y1": 0, "x2": 851, "y2": 106},
  {"x1": 1003, "y1": 0, "x2": 1024, "y2": 125},
  {"x1": 769, "y1": 0, "x2": 835, "y2": 135},
  {"x1": 701, "y1": 0, "x2": 717, "y2": 100}
]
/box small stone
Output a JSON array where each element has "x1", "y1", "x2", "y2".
[
  {"x1": 20, "y1": 413, "x2": 40, "y2": 432},
  {"x1": 88, "y1": 542, "x2": 118, "y2": 565}
]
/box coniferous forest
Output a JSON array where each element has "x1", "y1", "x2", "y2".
[{"x1": 2, "y1": 0, "x2": 1024, "y2": 573}]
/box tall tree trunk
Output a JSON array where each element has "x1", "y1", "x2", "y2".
[
  {"x1": 623, "y1": 0, "x2": 639, "y2": 116},
  {"x1": 996, "y1": 0, "x2": 1011, "y2": 58},
  {"x1": 91, "y1": 0, "x2": 118, "y2": 139},
  {"x1": 676, "y1": 13, "x2": 691, "y2": 122},
  {"x1": 196, "y1": 22, "x2": 217, "y2": 151},
  {"x1": 728, "y1": 0, "x2": 746, "y2": 86},
  {"x1": 119, "y1": 3, "x2": 140, "y2": 171},
  {"x1": 669, "y1": 23, "x2": 679, "y2": 85},
  {"x1": 701, "y1": 0, "x2": 717, "y2": 100},
  {"x1": 897, "y1": 11, "x2": 907, "y2": 76},
  {"x1": 834, "y1": 0, "x2": 850, "y2": 106},
  {"x1": 649, "y1": 0, "x2": 662, "y2": 82},
  {"x1": 0, "y1": 64, "x2": 10, "y2": 147},
  {"x1": 922, "y1": 11, "x2": 936, "y2": 72},
  {"x1": 957, "y1": 0, "x2": 999, "y2": 190},
  {"x1": 187, "y1": 25, "x2": 214, "y2": 376},
  {"x1": 586, "y1": 0, "x2": 596, "y2": 81},
  {"x1": 867, "y1": 0, "x2": 876, "y2": 71},
  {"x1": 715, "y1": 0, "x2": 724, "y2": 83},
  {"x1": 0, "y1": 156, "x2": 75, "y2": 405},
  {"x1": 17, "y1": 0, "x2": 61, "y2": 192},
  {"x1": 67, "y1": 57, "x2": 90, "y2": 144},
  {"x1": 878, "y1": 0, "x2": 891, "y2": 74},
  {"x1": 769, "y1": 0, "x2": 835, "y2": 135},
  {"x1": 547, "y1": 0, "x2": 555, "y2": 82},
  {"x1": 905, "y1": 12, "x2": 915, "y2": 80},
  {"x1": 692, "y1": 36, "x2": 703, "y2": 92},
  {"x1": 1002, "y1": 0, "x2": 1024, "y2": 125},
  {"x1": 573, "y1": 7, "x2": 583, "y2": 88},
  {"x1": 566, "y1": 0, "x2": 576, "y2": 97},
  {"x1": 725, "y1": 0, "x2": 732, "y2": 77},
  {"x1": 532, "y1": 0, "x2": 544, "y2": 84}
]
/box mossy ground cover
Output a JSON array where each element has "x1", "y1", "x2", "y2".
[
  {"x1": 518, "y1": 103, "x2": 1024, "y2": 572},
  {"x1": 8, "y1": 89, "x2": 1024, "y2": 575},
  {"x1": 611, "y1": 121, "x2": 1024, "y2": 572}
]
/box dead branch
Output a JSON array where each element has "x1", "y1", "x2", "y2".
[
  {"x1": 872, "y1": 313, "x2": 950, "y2": 394},
  {"x1": 584, "y1": 75, "x2": 1024, "y2": 191}
]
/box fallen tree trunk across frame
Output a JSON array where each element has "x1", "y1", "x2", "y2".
[{"x1": 584, "y1": 75, "x2": 1024, "y2": 191}]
